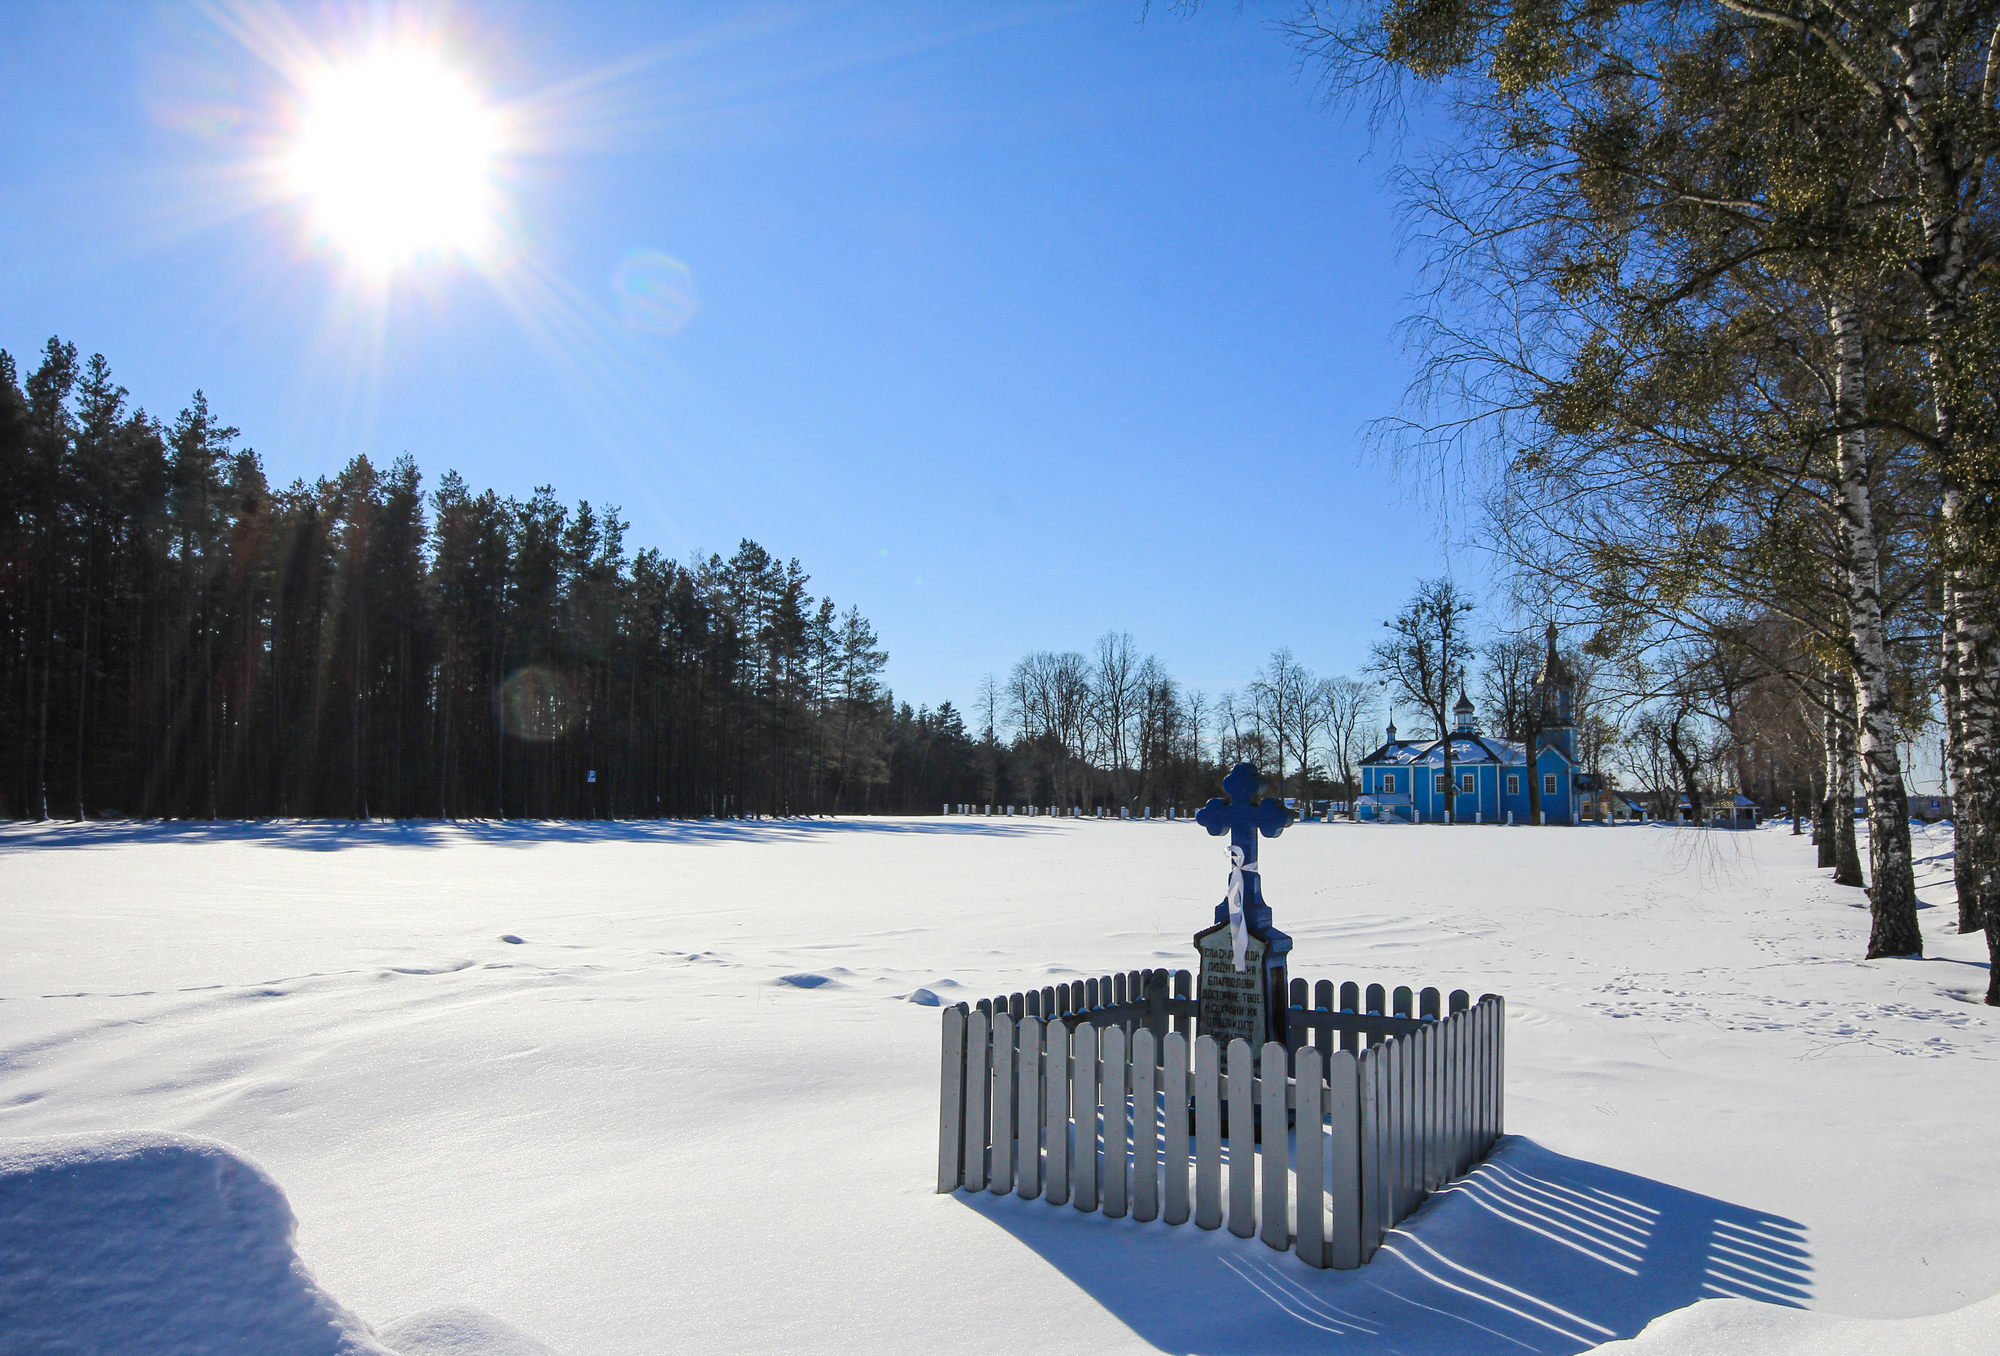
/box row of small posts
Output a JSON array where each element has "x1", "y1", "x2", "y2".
[{"x1": 936, "y1": 971, "x2": 1505, "y2": 1268}]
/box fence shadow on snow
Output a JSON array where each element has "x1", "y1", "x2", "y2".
[{"x1": 959, "y1": 1135, "x2": 1809, "y2": 1356}]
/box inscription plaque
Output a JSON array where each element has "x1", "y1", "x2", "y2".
[{"x1": 1195, "y1": 921, "x2": 1267, "y2": 1049}]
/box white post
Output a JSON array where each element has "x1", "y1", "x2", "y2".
[
  {"x1": 943, "y1": 803, "x2": 949, "y2": 816},
  {"x1": 1507, "y1": 811, "x2": 1514, "y2": 826},
  {"x1": 1539, "y1": 810, "x2": 1546, "y2": 826}
]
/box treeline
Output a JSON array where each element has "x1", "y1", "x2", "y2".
[
  {"x1": 974, "y1": 635, "x2": 1378, "y2": 813},
  {"x1": 0, "y1": 339, "x2": 987, "y2": 821}
]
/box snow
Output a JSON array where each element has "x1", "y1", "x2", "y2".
[{"x1": 0, "y1": 817, "x2": 1992, "y2": 1354}]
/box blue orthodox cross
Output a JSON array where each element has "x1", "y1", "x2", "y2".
[{"x1": 1195, "y1": 762, "x2": 1293, "y2": 928}]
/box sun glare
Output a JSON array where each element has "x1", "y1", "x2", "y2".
[{"x1": 288, "y1": 51, "x2": 501, "y2": 269}]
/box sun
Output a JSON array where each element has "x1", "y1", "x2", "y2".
[{"x1": 287, "y1": 50, "x2": 502, "y2": 270}]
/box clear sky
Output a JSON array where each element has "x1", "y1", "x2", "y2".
[{"x1": 1, "y1": 0, "x2": 1457, "y2": 715}]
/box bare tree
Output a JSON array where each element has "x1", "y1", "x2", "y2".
[
  {"x1": 1323, "y1": 676, "x2": 1376, "y2": 816},
  {"x1": 1367, "y1": 578, "x2": 1476, "y2": 823},
  {"x1": 1092, "y1": 631, "x2": 1141, "y2": 805}
]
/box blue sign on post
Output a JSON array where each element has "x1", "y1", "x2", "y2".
[{"x1": 1193, "y1": 763, "x2": 1296, "y2": 1048}]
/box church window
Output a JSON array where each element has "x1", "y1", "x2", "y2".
[
  {"x1": 1435, "y1": 773, "x2": 1448, "y2": 793},
  {"x1": 1381, "y1": 773, "x2": 1395, "y2": 793},
  {"x1": 1460, "y1": 773, "x2": 1475, "y2": 793},
  {"x1": 1507, "y1": 775, "x2": 1520, "y2": 795},
  {"x1": 1544, "y1": 773, "x2": 1559, "y2": 797}
]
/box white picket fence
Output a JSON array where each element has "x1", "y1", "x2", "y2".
[{"x1": 935, "y1": 981, "x2": 1505, "y2": 1268}]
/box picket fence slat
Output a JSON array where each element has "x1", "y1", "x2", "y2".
[
  {"x1": 964, "y1": 1010, "x2": 989, "y2": 1193},
  {"x1": 1295, "y1": 1046, "x2": 1325, "y2": 1268},
  {"x1": 1132, "y1": 1029, "x2": 1159, "y2": 1222},
  {"x1": 939, "y1": 1005, "x2": 966, "y2": 1193},
  {"x1": 1326, "y1": 1049, "x2": 1361, "y2": 1270},
  {"x1": 991, "y1": 1014, "x2": 1015, "y2": 1195},
  {"x1": 1071, "y1": 1024, "x2": 1098, "y2": 1212},
  {"x1": 1044, "y1": 1021, "x2": 1069, "y2": 1206},
  {"x1": 1194, "y1": 1035, "x2": 1222, "y2": 1230},
  {"x1": 937, "y1": 973, "x2": 1505, "y2": 1269},
  {"x1": 1227, "y1": 1038, "x2": 1256, "y2": 1240},
  {"x1": 1260, "y1": 1040, "x2": 1289, "y2": 1251},
  {"x1": 1163, "y1": 1032, "x2": 1190, "y2": 1226},
  {"x1": 1102, "y1": 1025, "x2": 1129, "y2": 1219},
  {"x1": 1017, "y1": 1017, "x2": 1042, "y2": 1200}
]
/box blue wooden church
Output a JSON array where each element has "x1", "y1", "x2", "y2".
[{"x1": 1357, "y1": 627, "x2": 1595, "y2": 824}]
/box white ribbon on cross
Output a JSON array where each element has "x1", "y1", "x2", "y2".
[{"x1": 1226, "y1": 845, "x2": 1257, "y2": 972}]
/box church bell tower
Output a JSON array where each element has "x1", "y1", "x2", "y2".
[{"x1": 1536, "y1": 624, "x2": 1575, "y2": 758}]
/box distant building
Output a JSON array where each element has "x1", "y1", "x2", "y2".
[
  {"x1": 1356, "y1": 626, "x2": 1600, "y2": 824},
  {"x1": 1911, "y1": 794, "x2": 1952, "y2": 823},
  {"x1": 1678, "y1": 793, "x2": 1758, "y2": 826}
]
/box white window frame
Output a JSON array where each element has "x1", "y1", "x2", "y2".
[
  {"x1": 1460, "y1": 772, "x2": 1476, "y2": 793},
  {"x1": 1544, "y1": 773, "x2": 1559, "y2": 797},
  {"x1": 1435, "y1": 773, "x2": 1449, "y2": 794},
  {"x1": 1507, "y1": 774, "x2": 1520, "y2": 796},
  {"x1": 1381, "y1": 773, "x2": 1395, "y2": 794}
]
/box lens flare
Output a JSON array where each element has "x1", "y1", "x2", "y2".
[
  {"x1": 286, "y1": 49, "x2": 502, "y2": 269},
  {"x1": 495, "y1": 666, "x2": 578, "y2": 742},
  {"x1": 614, "y1": 250, "x2": 700, "y2": 335}
]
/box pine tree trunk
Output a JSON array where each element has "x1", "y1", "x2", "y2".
[{"x1": 1829, "y1": 300, "x2": 1922, "y2": 956}]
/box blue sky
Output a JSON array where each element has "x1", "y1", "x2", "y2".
[{"x1": 1, "y1": 0, "x2": 1458, "y2": 714}]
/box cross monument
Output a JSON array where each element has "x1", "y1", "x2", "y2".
[{"x1": 1192, "y1": 762, "x2": 1296, "y2": 1048}]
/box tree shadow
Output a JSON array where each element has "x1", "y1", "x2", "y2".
[
  {"x1": 956, "y1": 1136, "x2": 1808, "y2": 1355},
  {"x1": 0, "y1": 816, "x2": 1036, "y2": 853}
]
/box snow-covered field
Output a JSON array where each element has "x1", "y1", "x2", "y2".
[{"x1": 0, "y1": 816, "x2": 1993, "y2": 1354}]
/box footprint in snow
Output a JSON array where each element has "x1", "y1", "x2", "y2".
[
  {"x1": 499, "y1": 935, "x2": 525, "y2": 944},
  {"x1": 777, "y1": 973, "x2": 842, "y2": 989}
]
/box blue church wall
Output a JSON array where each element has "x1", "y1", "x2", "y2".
[{"x1": 1358, "y1": 739, "x2": 1578, "y2": 823}]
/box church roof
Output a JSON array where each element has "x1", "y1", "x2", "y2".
[
  {"x1": 1360, "y1": 740, "x2": 1427, "y2": 765},
  {"x1": 1361, "y1": 732, "x2": 1577, "y2": 767}
]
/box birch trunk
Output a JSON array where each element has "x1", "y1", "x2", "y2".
[
  {"x1": 1828, "y1": 301, "x2": 1922, "y2": 956},
  {"x1": 1940, "y1": 579, "x2": 1980, "y2": 931},
  {"x1": 1832, "y1": 684, "x2": 1864, "y2": 889}
]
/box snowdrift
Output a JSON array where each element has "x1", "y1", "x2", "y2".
[
  {"x1": 0, "y1": 1131, "x2": 557, "y2": 1356},
  {"x1": 1596, "y1": 1291, "x2": 2000, "y2": 1355}
]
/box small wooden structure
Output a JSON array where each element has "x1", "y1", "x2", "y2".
[{"x1": 936, "y1": 969, "x2": 1505, "y2": 1268}]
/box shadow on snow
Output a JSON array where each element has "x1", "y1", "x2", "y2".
[
  {"x1": 0, "y1": 816, "x2": 1037, "y2": 853},
  {"x1": 957, "y1": 1136, "x2": 1808, "y2": 1355}
]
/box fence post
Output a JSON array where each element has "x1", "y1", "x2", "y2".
[
  {"x1": 1194, "y1": 1035, "x2": 1223, "y2": 1229},
  {"x1": 1017, "y1": 1017, "x2": 1042, "y2": 1200},
  {"x1": 1044, "y1": 1021, "x2": 1070, "y2": 1207},
  {"x1": 1132, "y1": 1029, "x2": 1158, "y2": 1222},
  {"x1": 1260, "y1": 1040, "x2": 1289, "y2": 1250},
  {"x1": 1164, "y1": 1031, "x2": 1190, "y2": 1225},
  {"x1": 938, "y1": 1006, "x2": 966, "y2": 1192}
]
